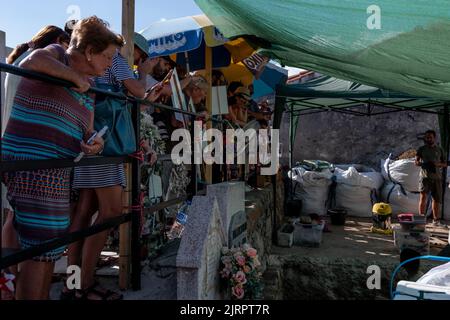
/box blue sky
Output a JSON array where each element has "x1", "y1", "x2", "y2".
[
  {"x1": 0, "y1": 0, "x2": 302, "y2": 75},
  {"x1": 0, "y1": 0, "x2": 203, "y2": 47}
]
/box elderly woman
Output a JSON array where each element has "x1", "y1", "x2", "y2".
[
  {"x1": 2, "y1": 26, "x2": 70, "y2": 296},
  {"x1": 2, "y1": 16, "x2": 123, "y2": 300}
]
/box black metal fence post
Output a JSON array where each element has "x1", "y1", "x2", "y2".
[
  {"x1": 0, "y1": 64, "x2": 3, "y2": 280},
  {"x1": 442, "y1": 104, "x2": 450, "y2": 220}
]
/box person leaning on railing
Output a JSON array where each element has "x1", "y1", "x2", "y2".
[
  {"x1": 1, "y1": 25, "x2": 70, "y2": 300},
  {"x1": 1, "y1": 16, "x2": 123, "y2": 300},
  {"x1": 65, "y1": 31, "x2": 155, "y2": 301}
]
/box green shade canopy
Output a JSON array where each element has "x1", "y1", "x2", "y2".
[
  {"x1": 275, "y1": 75, "x2": 447, "y2": 146},
  {"x1": 195, "y1": 0, "x2": 450, "y2": 100},
  {"x1": 277, "y1": 75, "x2": 443, "y2": 116}
]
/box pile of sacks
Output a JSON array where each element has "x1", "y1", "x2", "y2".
[
  {"x1": 289, "y1": 156, "x2": 450, "y2": 219},
  {"x1": 289, "y1": 162, "x2": 384, "y2": 218}
]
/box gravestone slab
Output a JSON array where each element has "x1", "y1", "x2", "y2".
[
  {"x1": 207, "y1": 182, "x2": 245, "y2": 246},
  {"x1": 176, "y1": 195, "x2": 226, "y2": 300},
  {"x1": 229, "y1": 210, "x2": 247, "y2": 248}
]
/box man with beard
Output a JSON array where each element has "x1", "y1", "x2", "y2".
[
  {"x1": 146, "y1": 55, "x2": 177, "y2": 90},
  {"x1": 415, "y1": 130, "x2": 448, "y2": 227}
]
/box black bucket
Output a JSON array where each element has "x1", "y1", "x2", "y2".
[
  {"x1": 285, "y1": 199, "x2": 302, "y2": 217},
  {"x1": 328, "y1": 208, "x2": 347, "y2": 226}
]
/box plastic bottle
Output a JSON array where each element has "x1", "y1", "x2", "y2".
[{"x1": 167, "y1": 201, "x2": 191, "y2": 240}]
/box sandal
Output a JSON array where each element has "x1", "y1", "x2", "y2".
[
  {"x1": 96, "y1": 256, "x2": 119, "y2": 269},
  {"x1": 75, "y1": 281, "x2": 123, "y2": 301},
  {"x1": 60, "y1": 283, "x2": 76, "y2": 301}
]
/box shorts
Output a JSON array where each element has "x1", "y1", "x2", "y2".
[{"x1": 419, "y1": 178, "x2": 443, "y2": 204}]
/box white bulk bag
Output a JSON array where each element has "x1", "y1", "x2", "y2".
[
  {"x1": 334, "y1": 167, "x2": 383, "y2": 217},
  {"x1": 381, "y1": 182, "x2": 420, "y2": 216},
  {"x1": 381, "y1": 157, "x2": 421, "y2": 193},
  {"x1": 289, "y1": 167, "x2": 332, "y2": 216}
]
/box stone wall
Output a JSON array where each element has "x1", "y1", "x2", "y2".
[
  {"x1": 245, "y1": 173, "x2": 285, "y2": 272},
  {"x1": 291, "y1": 110, "x2": 439, "y2": 169}
]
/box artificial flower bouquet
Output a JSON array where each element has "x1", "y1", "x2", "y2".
[{"x1": 219, "y1": 244, "x2": 264, "y2": 300}]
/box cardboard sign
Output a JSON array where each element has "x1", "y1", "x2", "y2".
[
  {"x1": 242, "y1": 53, "x2": 270, "y2": 79},
  {"x1": 170, "y1": 68, "x2": 188, "y2": 125},
  {"x1": 211, "y1": 86, "x2": 229, "y2": 115}
]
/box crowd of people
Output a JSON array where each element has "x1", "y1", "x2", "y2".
[{"x1": 1, "y1": 16, "x2": 274, "y2": 300}]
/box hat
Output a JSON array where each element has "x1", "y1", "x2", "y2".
[
  {"x1": 134, "y1": 32, "x2": 149, "y2": 58},
  {"x1": 160, "y1": 55, "x2": 177, "y2": 67},
  {"x1": 234, "y1": 87, "x2": 251, "y2": 101},
  {"x1": 190, "y1": 76, "x2": 209, "y2": 92}
]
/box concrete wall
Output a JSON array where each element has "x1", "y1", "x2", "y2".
[{"x1": 292, "y1": 109, "x2": 439, "y2": 170}]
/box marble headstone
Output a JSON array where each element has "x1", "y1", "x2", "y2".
[
  {"x1": 207, "y1": 182, "x2": 245, "y2": 246},
  {"x1": 176, "y1": 195, "x2": 226, "y2": 300}
]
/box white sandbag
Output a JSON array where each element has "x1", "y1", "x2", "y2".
[
  {"x1": 418, "y1": 262, "x2": 450, "y2": 287},
  {"x1": 335, "y1": 183, "x2": 374, "y2": 217},
  {"x1": 381, "y1": 157, "x2": 422, "y2": 192},
  {"x1": 289, "y1": 167, "x2": 332, "y2": 215},
  {"x1": 334, "y1": 167, "x2": 383, "y2": 217},
  {"x1": 381, "y1": 182, "x2": 420, "y2": 216},
  {"x1": 335, "y1": 167, "x2": 383, "y2": 189},
  {"x1": 394, "y1": 281, "x2": 450, "y2": 300}
]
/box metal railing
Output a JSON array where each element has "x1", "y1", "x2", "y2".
[{"x1": 0, "y1": 62, "x2": 200, "y2": 291}]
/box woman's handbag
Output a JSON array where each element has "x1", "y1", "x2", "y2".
[{"x1": 93, "y1": 83, "x2": 137, "y2": 156}]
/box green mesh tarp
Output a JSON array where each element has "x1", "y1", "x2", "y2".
[{"x1": 195, "y1": 0, "x2": 450, "y2": 100}]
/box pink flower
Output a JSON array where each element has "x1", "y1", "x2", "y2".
[
  {"x1": 220, "y1": 269, "x2": 231, "y2": 279},
  {"x1": 246, "y1": 248, "x2": 258, "y2": 258},
  {"x1": 252, "y1": 257, "x2": 261, "y2": 268},
  {"x1": 243, "y1": 265, "x2": 252, "y2": 274},
  {"x1": 233, "y1": 271, "x2": 247, "y2": 285},
  {"x1": 235, "y1": 255, "x2": 246, "y2": 267},
  {"x1": 222, "y1": 256, "x2": 232, "y2": 265},
  {"x1": 232, "y1": 285, "x2": 245, "y2": 299}
]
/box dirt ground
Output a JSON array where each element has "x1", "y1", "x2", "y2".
[
  {"x1": 268, "y1": 217, "x2": 449, "y2": 300},
  {"x1": 273, "y1": 217, "x2": 448, "y2": 261}
]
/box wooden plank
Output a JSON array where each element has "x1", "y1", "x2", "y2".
[
  {"x1": 119, "y1": 0, "x2": 135, "y2": 291},
  {"x1": 0, "y1": 31, "x2": 6, "y2": 109},
  {"x1": 204, "y1": 45, "x2": 213, "y2": 184}
]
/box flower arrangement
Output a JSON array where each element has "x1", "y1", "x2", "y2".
[
  {"x1": 140, "y1": 112, "x2": 166, "y2": 155},
  {"x1": 219, "y1": 244, "x2": 264, "y2": 300}
]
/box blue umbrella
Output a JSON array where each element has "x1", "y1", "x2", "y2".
[{"x1": 140, "y1": 15, "x2": 233, "y2": 71}]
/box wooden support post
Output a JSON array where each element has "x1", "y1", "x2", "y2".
[
  {"x1": 204, "y1": 45, "x2": 213, "y2": 184},
  {"x1": 0, "y1": 31, "x2": 6, "y2": 110},
  {"x1": 119, "y1": 0, "x2": 135, "y2": 291}
]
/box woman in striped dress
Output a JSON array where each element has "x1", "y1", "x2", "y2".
[
  {"x1": 2, "y1": 26, "x2": 70, "y2": 293},
  {"x1": 66, "y1": 33, "x2": 154, "y2": 300},
  {"x1": 2, "y1": 16, "x2": 123, "y2": 300}
]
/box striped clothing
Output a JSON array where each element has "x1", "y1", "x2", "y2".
[
  {"x1": 3, "y1": 44, "x2": 93, "y2": 262},
  {"x1": 73, "y1": 52, "x2": 134, "y2": 189},
  {"x1": 96, "y1": 52, "x2": 135, "y2": 89}
]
